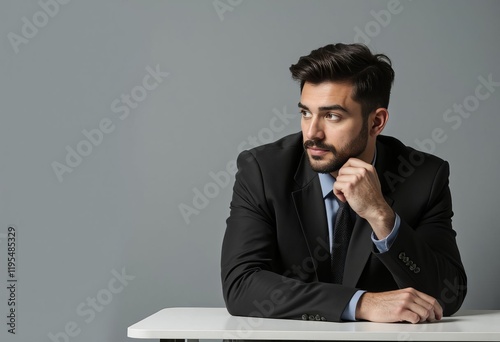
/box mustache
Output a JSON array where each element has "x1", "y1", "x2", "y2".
[{"x1": 303, "y1": 139, "x2": 336, "y2": 152}]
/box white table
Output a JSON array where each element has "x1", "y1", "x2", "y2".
[{"x1": 127, "y1": 307, "x2": 500, "y2": 341}]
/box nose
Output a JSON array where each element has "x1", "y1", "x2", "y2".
[{"x1": 304, "y1": 115, "x2": 324, "y2": 141}]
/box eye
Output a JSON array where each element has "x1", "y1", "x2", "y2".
[
  {"x1": 325, "y1": 113, "x2": 340, "y2": 121},
  {"x1": 300, "y1": 110, "x2": 312, "y2": 118}
]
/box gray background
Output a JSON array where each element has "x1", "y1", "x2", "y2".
[{"x1": 1, "y1": 0, "x2": 499, "y2": 341}]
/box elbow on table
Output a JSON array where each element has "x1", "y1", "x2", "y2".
[
  {"x1": 440, "y1": 274, "x2": 467, "y2": 317},
  {"x1": 223, "y1": 286, "x2": 249, "y2": 317}
]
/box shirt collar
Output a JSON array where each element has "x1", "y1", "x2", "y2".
[{"x1": 318, "y1": 172, "x2": 335, "y2": 199}]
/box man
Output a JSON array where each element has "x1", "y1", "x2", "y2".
[{"x1": 221, "y1": 43, "x2": 466, "y2": 323}]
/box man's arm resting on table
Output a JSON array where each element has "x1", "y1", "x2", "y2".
[{"x1": 348, "y1": 214, "x2": 443, "y2": 324}]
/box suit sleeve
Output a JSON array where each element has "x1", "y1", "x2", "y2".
[
  {"x1": 221, "y1": 150, "x2": 357, "y2": 322},
  {"x1": 375, "y1": 160, "x2": 467, "y2": 316}
]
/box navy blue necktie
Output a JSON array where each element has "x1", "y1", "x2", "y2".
[{"x1": 331, "y1": 196, "x2": 355, "y2": 284}]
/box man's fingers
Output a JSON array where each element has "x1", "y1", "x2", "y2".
[
  {"x1": 399, "y1": 298, "x2": 437, "y2": 323},
  {"x1": 334, "y1": 175, "x2": 358, "y2": 186},
  {"x1": 404, "y1": 288, "x2": 442, "y2": 322},
  {"x1": 341, "y1": 158, "x2": 371, "y2": 169},
  {"x1": 337, "y1": 166, "x2": 366, "y2": 176},
  {"x1": 391, "y1": 288, "x2": 438, "y2": 323},
  {"x1": 338, "y1": 164, "x2": 374, "y2": 178},
  {"x1": 407, "y1": 301, "x2": 431, "y2": 322},
  {"x1": 401, "y1": 310, "x2": 421, "y2": 324},
  {"x1": 333, "y1": 188, "x2": 346, "y2": 202},
  {"x1": 426, "y1": 308, "x2": 437, "y2": 322},
  {"x1": 333, "y1": 180, "x2": 352, "y2": 202},
  {"x1": 412, "y1": 288, "x2": 435, "y2": 302},
  {"x1": 413, "y1": 289, "x2": 443, "y2": 320}
]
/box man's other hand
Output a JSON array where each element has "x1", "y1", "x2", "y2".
[{"x1": 356, "y1": 287, "x2": 443, "y2": 323}]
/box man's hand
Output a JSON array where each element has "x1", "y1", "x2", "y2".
[
  {"x1": 333, "y1": 158, "x2": 394, "y2": 238},
  {"x1": 356, "y1": 288, "x2": 443, "y2": 323}
]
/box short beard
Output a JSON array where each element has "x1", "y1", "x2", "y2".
[{"x1": 303, "y1": 119, "x2": 368, "y2": 174}]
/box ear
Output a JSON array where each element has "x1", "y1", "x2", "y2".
[{"x1": 369, "y1": 108, "x2": 389, "y2": 137}]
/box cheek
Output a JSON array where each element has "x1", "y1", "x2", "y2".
[
  {"x1": 326, "y1": 123, "x2": 356, "y2": 141},
  {"x1": 324, "y1": 127, "x2": 345, "y2": 144}
]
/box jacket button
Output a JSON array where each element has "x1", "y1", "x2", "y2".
[
  {"x1": 399, "y1": 252, "x2": 405, "y2": 260},
  {"x1": 414, "y1": 267, "x2": 420, "y2": 274},
  {"x1": 302, "y1": 314, "x2": 308, "y2": 320}
]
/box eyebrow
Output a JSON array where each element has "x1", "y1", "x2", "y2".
[{"x1": 298, "y1": 102, "x2": 349, "y2": 113}]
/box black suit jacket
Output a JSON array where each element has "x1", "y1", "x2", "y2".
[{"x1": 221, "y1": 132, "x2": 466, "y2": 322}]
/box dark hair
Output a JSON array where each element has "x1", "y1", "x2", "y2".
[{"x1": 289, "y1": 43, "x2": 395, "y2": 117}]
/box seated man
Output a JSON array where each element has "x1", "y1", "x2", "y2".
[{"x1": 221, "y1": 43, "x2": 466, "y2": 323}]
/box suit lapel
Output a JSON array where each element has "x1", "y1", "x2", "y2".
[
  {"x1": 342, "y1": 218, "x2": 372, "y2": 287},
  {"x1": 292, "y1": 151, "x2": 333, "y2": 283}
]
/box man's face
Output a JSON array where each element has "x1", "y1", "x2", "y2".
[{"x1": 300, "y1": 81, "x2": 369, "y2": 175}]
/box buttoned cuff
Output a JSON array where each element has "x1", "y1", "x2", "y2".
[{"x1": 371, "y1": 213, "x2": 400, "y2": 253}]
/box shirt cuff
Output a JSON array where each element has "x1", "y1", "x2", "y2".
[
  {"x1": 371, "y1": 213, "x2": 401, "y2": 253},
  {"x1": 341, "y1": 290, "x2": 366, "y2": 321}
]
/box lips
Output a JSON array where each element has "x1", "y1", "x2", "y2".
[{"x1": 307, "y1": 147, "x2": 330, "y2": 156}]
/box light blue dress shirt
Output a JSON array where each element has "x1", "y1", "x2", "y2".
[{"x1": 318, "y1": 170, "x2": 401, "y2": 321}]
